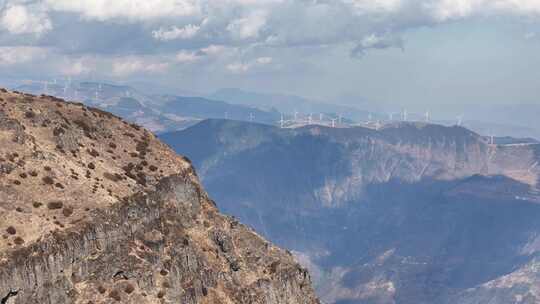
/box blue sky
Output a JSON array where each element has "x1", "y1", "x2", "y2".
[{"x1": 0, "y1": 0, "x2": 539, "y2": 110}]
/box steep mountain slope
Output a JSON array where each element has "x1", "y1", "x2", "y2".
[
  {"x1": 162, "y1": 119, "x2": 540, "y2": 304},
  {"x1": 0, "y1": 90, "x2": 319, "y2": 304}
]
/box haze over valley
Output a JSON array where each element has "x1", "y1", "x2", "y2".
[{"x1": 2, "y1": 1, "x2": 540, "y2": 303}]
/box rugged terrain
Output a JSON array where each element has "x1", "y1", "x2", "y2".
[
  {"x1": 162, "y1": 119, "x2": 540, "y2": 304},
  {"x1": 0, "y1": 90, "x2": 319, "y2": 304}
]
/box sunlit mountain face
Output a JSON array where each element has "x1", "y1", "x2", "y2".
[{"x1": 162, "y1": 119, "x2": 540, "y2": 304}]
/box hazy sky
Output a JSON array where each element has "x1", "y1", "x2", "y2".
[{"x1": 1, "y1": 0, "x2": 540, "y2": 109}]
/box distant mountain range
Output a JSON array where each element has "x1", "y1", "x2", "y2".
[
  {"x1": 161, "y1": 119, "x2": 540, "y2": 304},
  {"x1": 210, "y1": 88, "x2": 374, "y2": 122},
  {"x1": 15, "y1": 82, "x2": 278, "y2": 133}
]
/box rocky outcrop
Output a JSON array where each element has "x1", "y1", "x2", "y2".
[{"x1": 0, "y1": 90, "x2": 319, "y2": 304}]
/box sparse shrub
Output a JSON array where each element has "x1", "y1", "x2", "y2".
[
  {"x1": 124, "y1": 283, "x2": 134, "y2": 294},
  {"x1": 44, "y1": 166, "x2": 51, "y2": 171},
  {"x1": 62, "y1": 206, "x2": 74, "y2": 217},
  {"x1": 54, "y1": 182, "x2": 64, "y2": 189},
  {"x1": 97, "y1": 286, "x2": 106, "y2": 294},
  {"x1": 12, "y1": 180, "x2": 21, "y2": 185},
  {"x1": 47, "y1": 201, "x2": 63, "y2": 210},
  {"x1": 109, "y1": 290, "x2": 121, "y2": 302},
  {"x1": 157, "y1": 291, "x2": 165, "y2": 299},
  {"x1": 149, "y1": 165, "x2": 158, "y2": 172},
  {"x1": 42, "y1": 176, "x2": 54, "y2": 185},
  {"x1": 103, "y1": 172, "x2": 122, "y2": 182},
  {"x1": 87, "y1": 162, "x2": 95, "y2": 170},
  {"x1": 87, "y1": 149, "x2": 99, "y2": 157},
  {"x1": 29, "y1": 171, "x2": 38, "y2": 177},
  {"x1": 13, "y1": 237, "x2": 24, "y2": 245},
  {"x1": 6, "y1": 226, "x2": 16, "y2": 235},
  {"x1": 33, "y1": 202, "x2": 42, "y2": 208},
  {"x1": 53, "y1": 127, "x2": 65, "y2": 137}
]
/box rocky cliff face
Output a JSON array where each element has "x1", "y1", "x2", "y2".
[
  {"x1": 0, "y1": 90, "x2": 319, "y2": 304},
  {"x1": 162, "y1": 119, "x2": 540, "y2": 304}
]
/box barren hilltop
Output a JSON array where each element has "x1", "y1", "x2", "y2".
[{"x1": 0, "y1": 89, "x2": 319, "y2": 304}]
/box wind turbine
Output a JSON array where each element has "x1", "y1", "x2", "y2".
[
  {"x1": 456, "y1": 115, "x2": 463, "y2": 126},
  {"x1": 307, "y1": 113, "x2": 313, "y2": 125},
  {"x1": 375, "y1": 120, "x2": 382, "y2": 131},
  {"x1": 389, "y1": 113, "x2": 394, "y2": 121},
  {"x1": 319, "y1": 113, "x2": 323, "y2": 121},
  {"x1": 331, "y1": 118, "x2": 337, "y2": 128},
  {"x1": 425, "y1": 111, "x2": 430, "y2": 122},
  {"x1": 63, "y1": 82, "x2": 68, "y2": 97},
  {"x1": 403, "y1": 109, "x2": 408, "y2": 121},
  {"x1": 294, "y1": 110, "x2": 299, "y2": 122},
  {"x1": 249, "y1": 113, "x2": 254, "y2": 122},
  {"x1": 279, "y1": 114, "x2": 285, "y2": 128}
]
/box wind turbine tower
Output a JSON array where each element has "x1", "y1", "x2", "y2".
[
  {"x1": 425, "y1": 111, "x2": 430, "y2": 122},
  {"x1": 294, "y1": 110, "x2": 299, "y2": 122},
  {"x1": 456, "y1": 115, "x2": 463, "y2": 126},
  {"x1": 375, "y1": 120, "x2": 382, "y2": 131},
  {"x1": 308, "y1": 113, "x2": 313, "y2": 125},
  {"x1": 331, "y1": 118, "x2": 337, "y2": 128},
  {"x1": 249, "y1": 113, "x2": 254, "y2": 122},
  {"x1": 319, "y1": 113, "x2": 323, "y2": 121},
  {"x1": 279, "y1": 114, "x2": 285, "y2": 128}
]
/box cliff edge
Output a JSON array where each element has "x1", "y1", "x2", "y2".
[{"x1": 0, "y1": 89, "x2": 319, "y2": 304}]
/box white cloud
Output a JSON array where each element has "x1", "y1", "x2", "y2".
[
  {"x1": 227, "y1": 9, "x2": 268, "y2": 40},
  {"x1": 61, "y1": 57, "x2": 95, "y2": 76},
  {"x1": 152, "y1": 24, "x2": 200, "y2": 41},
  {"x1": 0, "y1": 4, "x2": 52, "y2": 35},
  {"x1": 175, "y1": 50, "x2": 200, "y2": 63},
  {"x1": 342, "y1": 0, "x2": 402, "y2": 14},
  {"x1": 112, "y1": 57, "x2": 169, "y2": 76},
  {"x1": 200, "y1": 45, "x2": 229, "y2": 56},
  {"x1": 0, "y1": 46, "x2": 48, "y2": 65},
  {"x1": 44, "y1": 0, "x2": 201, "y2": 21},
  {"x1": 226, "y1": 56, "x2": 273, "y2": 73},
  {"x1": 256, "y1": 57, "x2": 272, "y2": 64},
  {"x1": 351, "y1": 33, "x2": 404, "y2": 56},
  {"x1": 226, "y1": 62, "x2": 251, "y2": 73}
]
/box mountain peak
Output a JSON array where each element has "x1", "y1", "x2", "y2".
[{"x1": 0, "y1": 89, "x2": 319, "y2": 304}]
